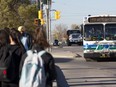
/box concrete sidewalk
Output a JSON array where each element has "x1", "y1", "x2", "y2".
[{"x1": 50, "y1": 51, "x2": 77, "y2": 58}]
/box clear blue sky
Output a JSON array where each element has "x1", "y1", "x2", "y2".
[{"x1": 51, "y1": 0, "x2": 116, "y2": 29}]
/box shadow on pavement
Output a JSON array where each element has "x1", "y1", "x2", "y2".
[
  {"x1": 55, "y1": 57, "x2": 73, "y2": 63},
  {"x1": 75, "y1": 54, "x2": 82, "y2": 58}
]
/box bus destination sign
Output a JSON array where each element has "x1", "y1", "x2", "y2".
[{"x1": 88, "y1": 17, "x2": 116, "y2": 22}]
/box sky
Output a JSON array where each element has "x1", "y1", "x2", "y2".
[{"x1": 51, "y1": 0, "x2": 116, "y2": 29}]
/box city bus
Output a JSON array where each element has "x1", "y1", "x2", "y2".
[{"x1": 83, "y1": 15, "x2": 116, "y2": 61}]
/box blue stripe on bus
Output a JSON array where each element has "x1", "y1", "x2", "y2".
[
  {"x1": 84, "y1": 44, "x2": 97, "y2": 49},
  {"x1": 84, "y1": 44, "x2": 116, "y2": 49}
]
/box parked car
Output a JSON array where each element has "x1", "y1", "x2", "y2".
[{"x1": 53, "y1": 39, "x2": 59, "y2": 46}]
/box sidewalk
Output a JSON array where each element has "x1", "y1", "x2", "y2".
[{"x1": 50, "y1": 51, "x2": 77, "y2": 58}]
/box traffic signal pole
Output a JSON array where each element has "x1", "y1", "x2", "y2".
[
  {"x1": 49, "y1": 1, "x2": 52, "y2": 52},
  {"x1": 37, "y1": 0, "x2": 52, "y2": 52},
  {"x1": 45, "y1": 1, "x2": 60, "y2": 52},
  {"x1": 45, "y1": 0, "x2": 52, "y2": 52}
]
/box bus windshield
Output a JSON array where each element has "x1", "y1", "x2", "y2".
[
  {"x1": 84, "y1": 24, "x2": 104, "y2": 41},
  {"x1": 105, "y1": 24, "x2": 116, "y2": 40}
]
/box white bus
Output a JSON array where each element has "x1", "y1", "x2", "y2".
[{"x1": 83, "y1": 15, "x2": 116, "y2": 61}]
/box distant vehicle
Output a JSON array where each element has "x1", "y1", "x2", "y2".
[
  {"x1": 83, "y1": 15, "x2": 116, "y2": 61},
  {"x1": 66, "y1": 29, "x2": 83, "y2": 46},
  {"x1": 53, "y1": 39, "x2": 59, "y2": 46}
]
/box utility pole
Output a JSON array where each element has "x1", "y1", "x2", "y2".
[
  {"x1": 45, "y1": 0, "x2": 52, "y2": 52},
  {"x1": 48, "y1": 0, "x2": 52, "y2": 52},
  {"x1": 37, "y1": 0, "x2": 52, "y2": 52}
]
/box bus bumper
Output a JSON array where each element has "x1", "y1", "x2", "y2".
[{"x1": 84, "y1": 52, "x2": 116, "y2": 58}]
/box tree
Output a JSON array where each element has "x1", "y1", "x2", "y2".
[
  {"x1": 71, "y1": 24, "x2": 79, "y2": 29},
  {"x1": 18, "y1": 4, "x2": 37, "y2": 30},
  {"x1": 0, "y1": 0, "x2": 37, "y2": 31},
  {"x1": 52, "y1": 24, "x2": 68, "y2": 41},
  {"x1": 0, "y1": 0, "x2": 21, "y2": 28}
]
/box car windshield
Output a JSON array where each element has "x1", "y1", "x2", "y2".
[
  {"x1": 105, "y1": 24, "x2": 116, "y2": 40},
  {"x1": 84, "y1": 24, "x2": 104, "y2": 41}
]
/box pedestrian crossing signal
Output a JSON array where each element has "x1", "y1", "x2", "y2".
[{"x1": 41, "y1": 19, "x2": 45, "y2": 25}]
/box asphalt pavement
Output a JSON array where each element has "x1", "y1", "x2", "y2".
[
  {"x1": 50, "y1": 49, "x2": 84, "y2": 60},
  {"x1": 50, "y1": 46, "x2": 85, "y2": 87}
]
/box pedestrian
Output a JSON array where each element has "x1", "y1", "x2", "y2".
[
  {"x1": 0, "y1": 28, "x2": 26, "y2": 87},
  {"x1": 19, "y1": 26, "x2": 56, "y2": 87},
  {"x1": 18, "y1": 26, "x2": 33, "y2": 51},
  {"x1": 0, "y1": 29, "x2": 10, "y2": 87},
  {"x1": 9, "y1": 28, "x2": 26, "y2": 51}
]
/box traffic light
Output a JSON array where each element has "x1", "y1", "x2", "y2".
[
  {"x1": 34, "y1": 18, "x2": 38, "y2": 26},
  {"x1": 55, "y1": 11, "x2": 60, "y2": 20},
  {"x1": 34, "y1": 18, "x2": 41, "y2": 26},
  {"x1": 41, "y1": 19, "x2": 45, "y2": 25},
  {"x1": 38, "y1": 10, "x2": 43, "y2": 19}
]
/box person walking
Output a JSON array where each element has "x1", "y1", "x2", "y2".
[
  {"x1": 0, "y1": 28, "x2": 26, "y2": 87},
  {"x1": 19, "y1": 26, "x2": 56, "y2": 87},
  {"x1": 18, "y1": 26, "x2": 33, "y2": 51},
  {"x1": 0, "y1": 29, "x2": 10, "y2": 87}
]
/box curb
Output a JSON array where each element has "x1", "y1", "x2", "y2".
[{"x1": 51, "y1": 51, "x2": 76, "y2": 58}]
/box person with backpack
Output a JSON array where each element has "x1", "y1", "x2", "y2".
[
  {"x1": 19, "y1": 26, "x2": 56, "y2": 87},
  {"x1": 0, "y1": 28, "x2": 26, "y2": 87},
  {"x1": 18, "y1": 26, "x2": 33, "y2": 51},
  {"x1": 0, "y1": 29, "x2": 10, "y2": 87}
]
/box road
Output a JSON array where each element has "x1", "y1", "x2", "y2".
[{"x1": 51, "y1": 45, "x2": 116, "y2": 87}]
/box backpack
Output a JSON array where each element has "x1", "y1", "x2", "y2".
[
  {"x1": 0, "y1": 47, "x2": 18, "y2": 82},
  {"x1": 19, "y1": 50, "x2": 46, "y2": 87}
]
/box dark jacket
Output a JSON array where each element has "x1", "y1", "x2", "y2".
[
  {"x1": 19, "y1": 45, "x2": 56, "y2": 87},
  {"x1": 21, "y1": 32, "x2": 33, "y2": 50},
  {"x1": 0, "y1": 45, "x2": 25, "y2": 87}
]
